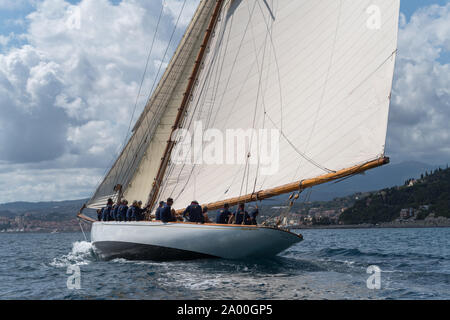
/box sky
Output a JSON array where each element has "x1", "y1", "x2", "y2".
[{"x1": 0, "y1": 0, "x2": 449, "y2": 203}]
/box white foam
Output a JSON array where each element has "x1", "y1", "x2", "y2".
[{"x1": 50, "y1": 241, "x2": 93, "y2": 268}]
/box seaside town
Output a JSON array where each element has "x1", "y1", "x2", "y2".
[{"x1": 1, "y1": 166, "x2": 449, "y2": 233}]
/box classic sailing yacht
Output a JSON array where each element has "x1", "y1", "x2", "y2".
[{"x1": 78, "y1": 0, "x2": 400, "y2": 261}]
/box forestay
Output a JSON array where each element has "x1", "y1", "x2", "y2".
[{"x1": 157, "y1": 0, "x2": 400, "y2": 209}]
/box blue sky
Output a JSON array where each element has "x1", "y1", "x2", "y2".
[{"x1": 0, "y1": 0, "x2": 449, "y2": 203}]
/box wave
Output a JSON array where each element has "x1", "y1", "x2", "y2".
[
  {"x1": 317, "y1": 248, "x2": 447, "y2": 260},
  {"x1": 50, "y1": 241, "x2": 95, "y2": 268}
]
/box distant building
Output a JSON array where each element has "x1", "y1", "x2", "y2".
[{"x1": 400, "y1": 208, "x2": 415, "y2": 219}]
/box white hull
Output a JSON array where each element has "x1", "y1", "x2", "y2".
[{"x1": 91, "y1": 222, "x2": 303, "y2": 261}]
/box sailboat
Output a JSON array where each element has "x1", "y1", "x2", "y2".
[{"x1": 78, "y1": 0, "x2": 400, "y2": 261}]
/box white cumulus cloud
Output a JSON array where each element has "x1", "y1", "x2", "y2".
[
  {"x1": 387, "y1": 3, "x2": 450, "y2": 164},
  {"x1": 0, "y1": 0, "x2": 198, "y2": 203}
]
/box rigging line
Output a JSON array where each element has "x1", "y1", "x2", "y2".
[
  {"x1": 164, "y1": 7, "x2": 240, "y2": 202},
  {"x1": 155, "y1": 1, "x2": 227, "y2": 202},
  {"x1": 89, "y1": 1, "x2": 167, "y2": 201},
  {"x1": 112, "y1": 1, "x2": 166, "y2": 189},
  {"x1": 302, "y1": 0, "x2": 343, "y2": 168},
  {"x1": 198, "y1": 1, "x2": 232, "y2": 131},
  {"x1": 210, "y1": 1, "x2": 258, "y2": 127},
  {"x1": 246, "y1": 0, "x2": 273, "y2": 194},
  {"x1": 113, "y1": 0, "x2": 189, "y2": 188},
  {"x1": 254, "y1": 0, "x2": 283, "y2": 132},
  {"x1": 212, "y1": 8, "x2": 262, "y2": 195},
  {"x1": 264, "y1": 112, "x2": 335, "y2": 173},
  {"x1": 78, "y1": 219, "x2": 88, "y2": 242},
  {"x1": 164, "y1": 23, "x2": 227, "y2": 200},
  {"x1": 158, "y1": 2, "x2": 229, "y2": 203}
]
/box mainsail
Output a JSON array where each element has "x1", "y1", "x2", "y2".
[
  {"x1": 157, "y1": 0, "x2": 400, "y2": 211},
  {"x1": 88, "y1": 0, "x2": 400, "y2": 213}
]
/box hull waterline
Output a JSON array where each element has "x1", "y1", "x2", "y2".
[{"x1": 91, "y1": 222, "x2": 303, "y2": 261}]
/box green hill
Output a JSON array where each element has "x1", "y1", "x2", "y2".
[{"x1": 339, "y1": 166, "x2": 450, "y2": 224}]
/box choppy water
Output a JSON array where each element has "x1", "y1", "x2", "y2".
[{"x1": 0, "y1": 228, "x2": 448, "y2": 300}]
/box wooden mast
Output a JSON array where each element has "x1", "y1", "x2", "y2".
[
  {"x1": 146, "y1": 0, "x2": 225, "y2": 212},
  {"x1": 174, "y1": 157, "x2": 390, "y2": 214}
]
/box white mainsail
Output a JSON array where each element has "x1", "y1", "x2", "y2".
[
  {"x1": 157, "y1": 0, "x2": 400, "y2": 209},
  {"x1": 87, "y1": 0, "x2": 216, "y2": 209},
  {"x1": 88, "y1": 0, "x2": 400, "y2": 212}
]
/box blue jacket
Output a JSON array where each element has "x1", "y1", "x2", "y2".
[
  {"x1": 183, "y1": 204, "x2": 204, "y2": 223},
  {"x1": 160, "y1": 204, "x2": 174, "y2": 223},
  {"x1": 102, "y1": 205, "x2": 113, "y2": 221},
  {"x1": 118, "y1": 205, "x2": 128, "y2": 221},
  {"x1": 233, "y1": 209, "x2": 250, "y2": 225},
  {"x1": 112, "y1": 205, "x2": 120, "y2": 221},
  {"x1": 126, "y1": 206, "x2": 137, "y2": 221},
  {"x1": 135, "y1": 207, "x2": 144, "y2": 221},
  {"x1": 155, "y1": 206, "x2": 163, "y2": 220},
  {"x1": 250, "y1": 208, "x2": 259, "y2": 225},
  {"x1": 216, "y1": 209, "x2": 231, "y2": 224}
]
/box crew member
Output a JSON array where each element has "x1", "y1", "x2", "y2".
[
  {"x1": 97, "y1": 209, "x2": 102, "y2": 221},
  {"x1": 216, "y1": 203, "x2": 232, "y2": 224},
  {"x1": 102, "y1": 198, "x2": 114, "y2": 221},
  {"x1": 155, "y1": 201, "x2": 165, "y2": 221},
  {"x1": 160, "y1": 198, "x2": 175, "y2": 223},
  {"x1": 112, "y1": 202, "x2": 120, "y2": 221},
  {"x1": 230, "y1": 203, "x2": 251, "y2": 225},
  {"x1": 136, "y1": 201, "x2": 144, "y2": 221},
  {"x1": 250, "y1": 205, "x2": 259, "y2": 225},
  {"x1": 183, "y1": 201, "x2": 204, "y2": 223},
  {"x1": 117, "y1": 200, "x2": 128, "y2": 222},
  {"x1": 127, "y1": 201, "x2": 138, "y2": 221}
]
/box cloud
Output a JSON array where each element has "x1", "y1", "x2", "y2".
[
  {"x1": 0, "y1": 0, "x2": 197, "y2": 202},
  {"x1": 387, "y1": 3, "x2": 450, "y2": 165}
]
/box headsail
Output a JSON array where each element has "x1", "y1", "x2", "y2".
[
  {"x1": 156, "y1": 0, "x2": 400, "y2": 210},
  {"x1": 87, "y1": 0, "x2": 217, "y2": 209}
]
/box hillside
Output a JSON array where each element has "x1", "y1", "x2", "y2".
[
  {"x1": 340, "y1": 166, "x2": 450, "y2": 224},
  {"x1": 0, "y1": 199, "x2": 89, "y2": 233},
  {"x1": 262, "y1": 161, "x2": 440, "y2": 202}
]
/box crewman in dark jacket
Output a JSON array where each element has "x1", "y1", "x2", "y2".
[
  {"x1": 216, "y1": 203, "x2": 232, "y2": 224},
  {"x1": 250, "y1": 205, "x2": 259, "y2": 225},
  {"x1": 183, "y1": 201, "x2": 204, "y2": 223},
  {"x1": 230, "y1": 203, "x2": 251, "y2": 225},
  {"x1": 127, "y1": 201, "x2": 138, "y2": 221},
  {"x1": 160, "y1": 198, "x2": 175, "y2": 223},
  {"x1": 97, "y1": 209, "x2": 102, "y2": 221},
  {"x1": 117, "y1": 200, "x2": 128, "y2": 222},
  {"x1": 136, "y1": 201, "x2": 144, "y2": 221},
  {"x1": 112, "y1": 202, "x2": 120, "y2": 221},
  {"x1": 102, "y1": 198, "x2": 114, "y2": 221},
  {"x1": 155, "y1": 201, "x2": 164, "y2": 221}
]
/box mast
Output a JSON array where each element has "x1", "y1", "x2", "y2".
[
  {"x1": 174, "y1": 157, "x2": 390, "y2": 214},
  {"x1": 146, "y1": 0, "x2": 226, "y2": 210}
]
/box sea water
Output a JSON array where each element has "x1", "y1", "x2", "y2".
[{"x1": 0, "y1": 228, "x2": 448, "y2": 300}]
